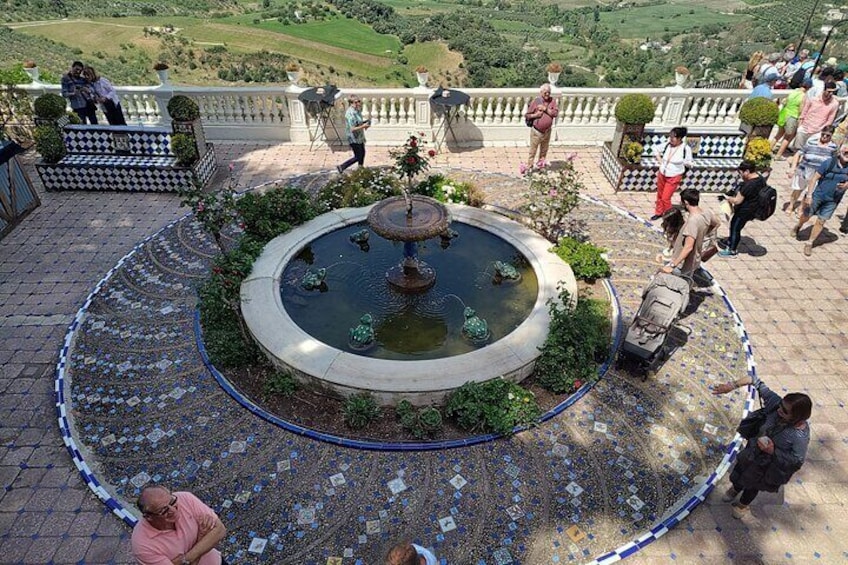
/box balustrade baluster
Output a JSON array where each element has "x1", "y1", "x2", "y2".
[
  {"x1": 389, "y1": 97, "x2": 399, "y2": 125},
  {"x1": 493, "y1": 97, "x2": 504, "y2": 124}
]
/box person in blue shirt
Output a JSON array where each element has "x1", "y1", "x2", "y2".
[
  {"x1": 337, "y1": 95, "x2": 370, "y2": 174},
  {"x1": 748, "y1": 70, "x2": 779, "y2": 100},
  {"x1": 791, "y1": 144, "x2": 848, "y2": 255}
]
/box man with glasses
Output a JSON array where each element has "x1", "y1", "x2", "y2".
[
  {"x1": 793, "y1": 81, "x2": 839, "y2": 151},
  {"x1": 791, "y1": 144, "x2": 848, "y2": 255},
  {"x1": 132, "y1": 485, "x2": 227, "y2": 565},
  {"x1": 785, "y1": 125, "x2": 838, "y2": 215},
  {"x1": 524, "y1": 83, "x2": 559, "y2": 170},
  {"x1": 60, "y1": 60, "x2": 98, "y2": 124}
]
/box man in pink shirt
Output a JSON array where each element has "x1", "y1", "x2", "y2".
[
  {"x1": 794, "y1": 82, "x2": 839, "y2": 150},
  {"x1": 524, "y1": 83, "x2": 559, "y2": 169},
  {"x1": 132, "y1": 485, "x2": 227, "y2": 565}
]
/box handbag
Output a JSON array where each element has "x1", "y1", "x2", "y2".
[{"x1": 736, "y1": 407, "x2": 768, "y2": 439}]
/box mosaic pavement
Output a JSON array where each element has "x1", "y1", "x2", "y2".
[
  {"x1": 3, "y1": 144, "x2": 848, "y2": 564},
  {"x1": 57, "y1": 170, "x2": 753, "y2": 564}
]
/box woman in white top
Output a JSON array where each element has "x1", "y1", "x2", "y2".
[
  {"x1": 652, "y1": 126, "x2": 694, "y2": 221},
  {"x1": 83, "y1": 66, "x2": 126, "y2": 126}
]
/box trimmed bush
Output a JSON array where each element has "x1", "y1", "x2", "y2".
[
  {"x1": 33, "y1": 125, "x2": 66, "y2": 163},
  {"x1": 552, "y1": 237, "x2": 611, "y2": 281},
  {"x1": 738, "y1": 97, "x2": 779, "y2": 126},
  {"x1": 614, "y1": 93, "x2": 655, "y2": 124},
  {"x1": 344, "y1": 393, "x2": 381, "y2": 429},
  {"x1": 171, "y1": 133, "x2": 198, "y2": 165},
  {"x1": 33, "y1": 93, "x2": 66, "y2": 120},
  {"x1": 236, "y1": 187, "x2": 316, "y2": 243},
  {"x1": 167, "y1": 94, "x2": 201, "y2": 121},
  {"x1": 534, "y1": 289, "x2": 611, "y2": 394}
]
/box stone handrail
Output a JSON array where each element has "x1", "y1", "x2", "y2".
[{"x1": 12, "y1": 81, "x2": 794, "y2": 146}]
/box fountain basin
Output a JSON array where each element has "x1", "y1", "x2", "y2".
[{"x1": 241, "y1": 204, "x2": 576, "y2": 406}]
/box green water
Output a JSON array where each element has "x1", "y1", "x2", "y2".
[{"x1": 280, "y1": 221, "x2": 539, "y2": 360}]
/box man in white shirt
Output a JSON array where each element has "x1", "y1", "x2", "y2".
[{"x1": 386, "y1": 541, "x2": 438, "y2": 565}]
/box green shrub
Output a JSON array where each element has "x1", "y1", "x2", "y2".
[
  {"x1": 614, "y1": 93, "x2": 655, "y2": 124},
  {"x1": 33, "y1": 93, "x2": 66, "y2": 120},
  {"x1": 33, "y1": 125, "x2": 65, "y2": 163},
  {"x1": 413, "y1": 174, "x2": 485, "y2": 207},
  {"x1": 344, "y1": 393, "x2": 381, "y2": 429},
  {"x1": 171, "y1": 133, "x2": 198, "y2": 165},
  {"x1": 236, "y1": 186, "x2": 316, "y2": 243},
  {"x1": 263, "y1": 370, "x2": 297, "y2": 397},
  {"x1": 167, "y1": 94, "x2": 201, "y2": 121},
  {"x1": 552, "y1": 237, "x2": 611, "y2": 281},
  {"x1": 396, "y1": 400, "x2": 443, "y2": 438},
  {"x1": 66, "y1": 111, "x2": 81, "y2": 125},
  {"x1": 738, "y1": 97, "x2": 779, "y2": 126},
  {"x1": 535, "y1": 289, "x2": 611, "y2": 394},
  {"x1": 316, "y1": 167, "x2": 401, "y2": 211},
  {"x1": 445, "y1": 379, "x2": 541, "y2": 435}
]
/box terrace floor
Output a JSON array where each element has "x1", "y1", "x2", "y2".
[{"x1": 1, "y1": 143, "x2": 847, "y2": 564}]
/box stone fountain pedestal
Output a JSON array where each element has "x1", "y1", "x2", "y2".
[{"x1": 367, "y1": 195, "x2": 451, "y2": 293}]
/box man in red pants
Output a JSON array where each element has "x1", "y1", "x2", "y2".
[{"x1": 651, "y1": 127, "x2": 693, "y2": 221}]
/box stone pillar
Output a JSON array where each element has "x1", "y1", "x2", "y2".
[
  {"x1": 286, "y1": 88, "x2": 310, "y2": 144},
  {"x1": 153, "y1": 83, "x2": 173, "y2": 125},
  {"x1": 412, "y1": 89, "x2": 433, "y2": 140},
  {"x1": 661, "y1": 87, "x2": 688, "y2": 126}
]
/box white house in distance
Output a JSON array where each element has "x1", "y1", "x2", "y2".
[{"x1": 825, "y1": 8, "x2": 844, "y2": 20}]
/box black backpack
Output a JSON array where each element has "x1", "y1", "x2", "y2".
[
  {"x1": 755, "y1": 182, "x2": 777, "y2": 221},
  {"x1": 788, "y1": 65, "x2": 808, "y2": 89}
]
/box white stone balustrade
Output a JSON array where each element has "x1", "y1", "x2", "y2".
[{"x1": 14, "y1": 81, "x2": 796, "y2": 146}]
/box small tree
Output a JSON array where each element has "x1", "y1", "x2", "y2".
[
  {"x1": 390, "y1": 132, "x2": 436, "y2": 215},
  {"x1": 520, "y1": 158, "x2": 583, "y2": 242},
  {"x1": 179, "y1": 164, "x2": 238, "y2": 253}
]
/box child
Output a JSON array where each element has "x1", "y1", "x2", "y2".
[{"x1": 659, "y1": 206, "x2": 685, "y2": 260}]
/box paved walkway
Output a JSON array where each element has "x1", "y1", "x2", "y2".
[{"x1": 1, "y1": 143, "x2": 847, "y2": 564}]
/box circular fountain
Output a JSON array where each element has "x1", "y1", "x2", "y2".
[{"x1": 241, "y1": 199, "x2": 576, "y2": 405}]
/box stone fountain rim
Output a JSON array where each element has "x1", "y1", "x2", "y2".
[{"x1": 240, "y1": 202, "x2": 577, "y2": 405}]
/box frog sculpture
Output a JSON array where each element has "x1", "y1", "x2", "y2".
[
  {"x1": 461, "y1": 307, "x2": 490, "y2": 344},
  {"x1": 349, "y1": 313, "x2": 375, "y2": 350},
  {"x1": 493, "y1": 260, "x2": 520, "y2": 283},
  {"x1": 349, "y1": 229, "x2": 370, "y2": 244},
  {"x1": 301, "y1": 268, "x2": 326, "y2": 291}
]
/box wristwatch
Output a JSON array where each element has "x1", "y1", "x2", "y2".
[{"x1": 181, "y1": 558, "x2": 190, "y2": 565}]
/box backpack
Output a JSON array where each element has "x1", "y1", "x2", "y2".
[
  {"x1": 755, "y1": 183, "x2": 777, "y2": 221},
  {"x1": 788, "y1": 65, "x2": 808, "y2": 89}
]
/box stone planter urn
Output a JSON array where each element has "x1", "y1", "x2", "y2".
[
  {"x1": 286, "y1": 71, "x2": 301, "y2": 84},
  {"x1": 23, "y1": 66, "x2": 39, "y2": 82},
  {"x1": 547, "y1": 72, "x2": 561, "y2": 87},
  {"x1": 416, "y1": 71, "x2": 429, "y2": 88},
  {"x1": 156, "y1": 69, "x2": 170, "y2": 85}
]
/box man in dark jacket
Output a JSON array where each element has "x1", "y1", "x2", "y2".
[
  {"x1": 718, "y1": 161, "x2": 765, "y2": 257},
  {"x1": 60, "y1": 60, "x2": 97, "y2": 124}
]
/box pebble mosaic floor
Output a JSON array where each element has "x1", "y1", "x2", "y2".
[{"x1": 59, "y1": 170, "x2": 752, "y2": 564}]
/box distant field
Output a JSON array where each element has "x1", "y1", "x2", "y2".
[
  {"x1": 599, "y1": 4, "x2": 744, "y2": 38},
  {"x1": 226, "y1": 15, "x2": 401, "y2": 57},
  {"x1": 10, "y1": 20, "x2": 156, "y2": 56}
]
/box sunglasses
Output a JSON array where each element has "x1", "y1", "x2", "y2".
[{"x1": 146, "y1": 495, "x2": 178, "y2": 517}]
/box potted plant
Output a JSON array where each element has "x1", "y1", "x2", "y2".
[
  {"x1": 547, "y1": 62, "x2": 563, "y2": 86},
  {"x1": 620, "y1": 140, "x2": 644, "y2": 165},
  {"x1": 33, "y1": 125, "x2": 66, "y2": 163},
  {"x1": 415, "y1": 65, "x2": 429, "y2": 88},
  {"x1": 674, "y1": 65, "x2": 690, "y2": 88},
  {"x1": 738, "y1": 97, "x2": 778, "y2": 138},
  {"x1": 154, "y1": 62, "x2": 170, "y2": 84},
  {"x1": 167, "y1": 95, "x2": 206, "y2": 160},
  {"x1": 33, "y1": 93, "x2": 69, "y2": 127},
  {"x1": 171, "y1": 133, "x2": 199, "y2": 166},
  {"x1": 742, "y1": 136, "x2": 772, "y2": 173},
  {"x1": 22, "y1": 60, "x2": 39, "y2": 82},
  {"x1": 612, "y1": 93, "x2": 655, "y2": 160},
  {"x1": 285, "y1": 62, "x2": 300, "y2": 84}
]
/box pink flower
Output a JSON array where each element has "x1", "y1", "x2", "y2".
[
  {"x1": 406, "y1": 156, "x2": 417, "y2": 164},
  {"x1": 519, "y1": 163, "x2": 527, "y2": 174},
  {"x1": 573, "y1": 379, "x2": 583, "y2": 389},
  {"x1": 428, "y1": 149, "x2": 436, "y2": 157},
  {"x1": 567, "y1": 152, "x2": 578, "y2": 161},
  {"x1": 410, "y1": 140, "x2": 417, "y2": 148},
  {"x1": 228, "y1": 162, "x2": 235, "y2": 172},
  {"x1": 548, "y1": 189, "x2": 557, "y2": 197}
]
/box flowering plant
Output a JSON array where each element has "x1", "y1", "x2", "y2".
[
  {"x1": 391, "y1": 132, "x2": 435, "y2": 186},
  {"x1": 316, "y1": 167, "x2": 401, "y2": 211},
  {"x1": 743, "y1": 137, "x2": 772, "y2": 170},
  {"x1": 179, "y1": 164, "x2": 239, "y2": 253},
  {"x1": 520, "y1": 158, "x2": 583, "y2": 242},
  {"x1": 414, "y1": 174, "x2": 485, "y2": 206},
  {"x1": 620, "y1": 140, "x2": 643, "y2": 164}
]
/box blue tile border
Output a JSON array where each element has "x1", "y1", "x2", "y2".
[{"x1": 195, "y1": 273, "x2": 623, "y2": 452}]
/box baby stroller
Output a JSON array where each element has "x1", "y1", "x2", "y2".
[{"x1": 620, "y1": 272, "x2": 691, "y2": 377}]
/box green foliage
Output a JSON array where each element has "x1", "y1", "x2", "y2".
[
  {"x1": 235, "y1": 186, "x2": 316, "y2": 243},
  {"x1": 552, "y1": 237, "x2": 611, "y2": 282},
  {"x1": 263, "y1": 370, "x2": 298, "y2": 397},
  {"x1": 620, "y1": 140, "x2": 643, "y2": 164},
  {"x1": 535, "y1": 289, "x2": 611, "y2": 394},
  {"x1": 520, "y1": 160, "x2": 583, "y2": 243},
  {"x1": 179, "y1": 182, "x2": 238, "y2": 253},
  {"x1": 316, "y1": 167, "x2": 401, "y2": 211},
  {"x1": 614, "y1": 93, "x2": 655, "y2": 124},
  {"x1": 391, "y1": 132, "x2": 433, "y2": 184},
  {"x1": 171, "y1": 133, "x2": 199, "y2": 165},
  {"x1": 343, "y1": 393, "x2": 381, "y2": 429},
  {"x1": 167, "y1": 94, "x2": 201, "y2": 121},
  {"x1": 33, "y1": 125, "x2": 65, "y2": 163},
  {"x1": 66, "y1": 111, "x2": 81, "y2": 125},
  {"x1": 413, "y1": 174, "x2": 485, "y2": 207},
  {"x1": 739, "y1": 97, "x2": 779, "y2": 126},
  {"x1": 33, "y1": 93, "x2": 66, "y2": 120},
  {"x1": 445, "y1": 379, "x2": 541, "y2": 435},
  {"x1": 396, "y1": 400, "x2": 443, "y2": 439},
  {"x1": 743, "y1": 137, "x2": 772, "y2": 170}
]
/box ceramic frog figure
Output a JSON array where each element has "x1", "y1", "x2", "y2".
[
  {"x1": 301, "y1": 268, "x2": 326, "y2": 290},
  {"x1": 493, "y1": 261, "x2": 520, "y2": 281},
  {"x1": 462, "y1": 307, "x2": 489, "y2": 343},
  {"x1": 349, "y1": 229, "x2": 370, "y2": 244},
  {"x1": 349, "y1": 314, "x2": 375, "y2": 349}
]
